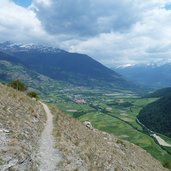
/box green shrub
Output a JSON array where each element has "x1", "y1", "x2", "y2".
[
  {"x1": 27, "y1": 91, "x2": 38, "y2": 99},
  {"x1": 163, "y1": 160, "x2": 171, "y2": 169},
  {"x1": 8, "y1": 80, "x2": 27, "y2": 91}
]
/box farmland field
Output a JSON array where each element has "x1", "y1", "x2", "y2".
[{"x1": 43, "y1": 86, "x2": 171, "y2": 169}]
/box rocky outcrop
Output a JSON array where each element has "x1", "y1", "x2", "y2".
[{"x1": 83, "y1": 121, "x2": 93, "y2": 130}]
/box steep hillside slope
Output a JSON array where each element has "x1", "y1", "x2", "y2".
[
  {"x1": 51, "y1": 106, "x2": 168, "y2": 171},
  {"x1": 0, "y1": 56, "x2": 67, "y2": 98},
  {"x1": 0, "y1": 59, "x2": 45, "y2": 85},
  {"x1": 0, "y1": 84, "x2": 46, "y2": 170},
  {"x1": 0, "y1": 42, "x2": 133, "y2": 88},
  {"x1": 138, "y1": 94, "x2": 171, "y2": 138}
]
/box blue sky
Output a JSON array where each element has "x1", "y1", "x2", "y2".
[
  {"x1": 165, "y1": 3, "x2": 171, "y2": 10},
  {"x1": 1, "y1": 0, "x2": 171, "y2": 66},
  {"x1": 13, "y1": 0, "x2": 31, "y2": 7}
]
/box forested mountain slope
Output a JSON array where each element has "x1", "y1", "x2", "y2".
[{"x1": 138, "y1": 94, "x2": 171, "y2": 138}]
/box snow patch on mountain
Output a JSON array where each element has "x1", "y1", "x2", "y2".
[{"x1": 0, "y1": 41, "x2": 62, "y2": 53}]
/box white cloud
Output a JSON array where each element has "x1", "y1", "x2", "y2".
[
  {"x1": 61, "y1": 2, "x2": 171, "y2": 66},
  {"x1": 0, "y1": 0, "x2": 52, "y2": 44},
  {"x1": 30, "y1": 0, "x2": 171, "y2": 66},
  {"x1": 32, "y1": 0, "x2": 140, "y2": 37},
  {"x1": 1, "y1": 0, "x2": 171, "y2": 66},
  {"x1": 31, "y1": 0, "x2": 52, "y2": 8}
]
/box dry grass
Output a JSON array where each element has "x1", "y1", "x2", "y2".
[
  {"x1": 50, "y1": 105, "x2": 169, "y2": 171},
  {"x1": 0, "y1": 83, "x2": 46, "y2": 170}
]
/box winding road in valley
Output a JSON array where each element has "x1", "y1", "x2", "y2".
[
  {"x1": 137, "y1": 118, "x2": 171, "y2": 147},
  {"x1": 38, "y1": 102, "x2": 61, "y2": 171},
  {"x1": 103, "y1": 111, "x2": 171, "y2": 155},
  {"x1": 152, "y1": 134, "x2": 171, "y2": 147}
]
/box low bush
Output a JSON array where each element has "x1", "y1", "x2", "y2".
[
  {"x1": 8, "y1": 80, "x2": 27, "y2": 91},
  {"x1": 27, "y1": 91, "x2": 38, "y2": 99}
]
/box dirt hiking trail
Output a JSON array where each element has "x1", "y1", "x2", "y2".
[{"x1": 38, "y1": 102, "x2": 61, "y2": 171}]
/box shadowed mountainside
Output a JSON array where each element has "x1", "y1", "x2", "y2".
[
  {"x1": 0, "y1": 42, "x2": 134, "y2": 89},
  {"x1": 138, "y1": 93, "x2": 171, "y2": 138}
]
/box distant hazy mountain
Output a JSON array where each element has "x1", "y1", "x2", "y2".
[
  {"x1": 145, "y1": 87, "x2": 171, "y2": 98},
  {"x1": 138, "y1": 91, "x2": 171, "y2": 138},
  {"x1": 0, "y1": 42, "x2": 133, "y2": 89},
  {"x1": 114, "y1": 64, "x2": 171, "y2": 88}
]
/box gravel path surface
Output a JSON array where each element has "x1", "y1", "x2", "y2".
[{"x1": 38, "y1": 102, "x2": 61, "y2": 171}]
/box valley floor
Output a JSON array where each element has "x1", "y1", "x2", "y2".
[{"x1": 47, "y1": 87, "x2": 171, "y2": 170}]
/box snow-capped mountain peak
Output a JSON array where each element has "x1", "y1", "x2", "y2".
[{"x1": 0, "y1": 41, "x2": 62, "y2": 53}]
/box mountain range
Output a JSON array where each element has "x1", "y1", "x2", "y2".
[
  {"x1": 114, "y1": 63, "x2": 171, "y2": 88},
  {"x1": 0, "y1": 42, "x2": 132, "y2": 89}
]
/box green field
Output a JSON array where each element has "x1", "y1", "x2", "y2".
[{"x1": 43, "y1": 87, "x2": 171, "y2": 170}]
